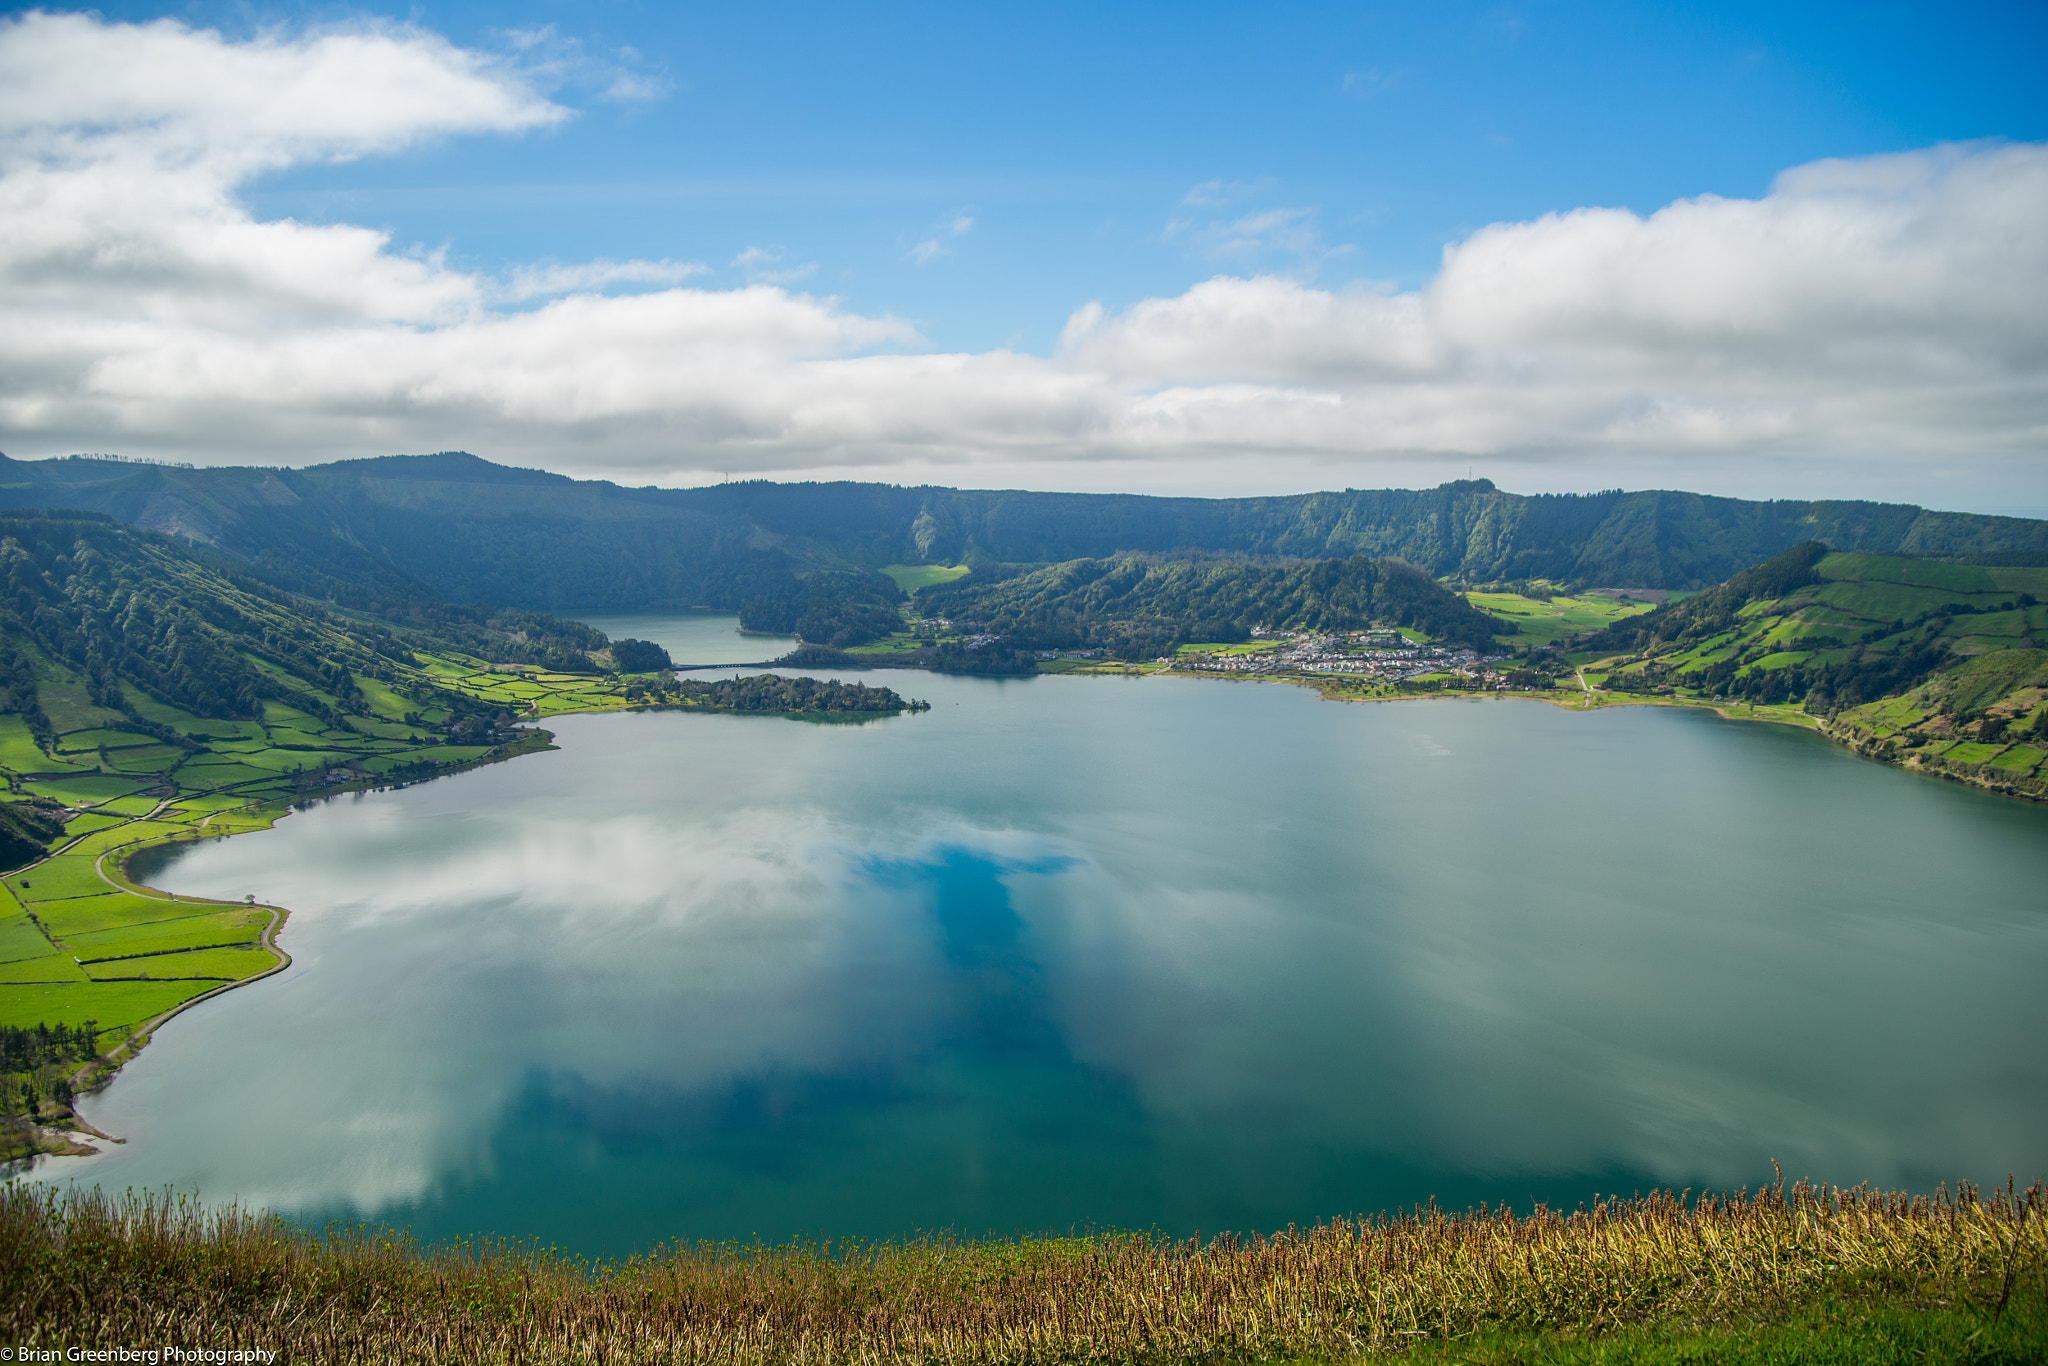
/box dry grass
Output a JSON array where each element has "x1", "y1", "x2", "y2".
[{"x1": 1, "y1": 1177, "x2": 2040, "y2": 1364}]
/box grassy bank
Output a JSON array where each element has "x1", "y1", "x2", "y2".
[{"x1": 1, "y1": 1180, "x2": 2039, "y2": 1364}]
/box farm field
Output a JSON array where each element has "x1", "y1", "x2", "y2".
[
  {"x1": 1563, "y1": 549, "x2": 2048, "y2": 800},
  {"x1": 1467, "y1": 590, "x2": 1657, "y2": 647},
  {"x1": 0, "y1": 644, "x2": 646, "y2": 1058},
  {"x1": 878, "y1": 563, "x2": 971, "y2": 595}
]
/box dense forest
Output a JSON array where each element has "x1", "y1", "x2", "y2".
[
  {"x1": 0, "y1": 513, "x2": 614, "y2": 751},
  {"x1": 5, "y1": 455, "x2": 2045, "y2": 621},
  {"x1": 645, "y1": 673, "x2": 921, "y2": 713},
  {"x1": 916, "y1": 554, "x2": 1510, "y2": 657}
]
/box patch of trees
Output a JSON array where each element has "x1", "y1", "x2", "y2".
[
  {"x1": 916, "y1": 554, "x2": 1509, "y2": 657},
  {"x1": 609, "y1": 638, "x2": 672, "y2": 673},
  {"x1": 737, "y1": 567, "x2": 904, "y2": 647},
  {"x1": 654, "y1": 673, "x2": 919, "y2": 713},
  {"x1": 2, "y1": 1020, "x2": 99, "y2": 1117},
  {"x1": 0, "y1": 799, "x2": 67, "y2": 870}
]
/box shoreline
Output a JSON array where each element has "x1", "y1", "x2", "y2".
[
  {"x1": 20, "y1": 652, "x2": 2033, "y2": 1164},
  {"x1": 10, "y1": 726, "x2": 567, "y2": 1161}
]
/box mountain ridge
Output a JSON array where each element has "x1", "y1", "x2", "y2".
[{"x1": 2, "y1": 453, "x2": 2043, "y2": 618}]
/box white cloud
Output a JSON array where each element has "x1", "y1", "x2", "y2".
[
  {"x1": 906, "y1": 211, "x2": 975, "y2": 264},
  {"x1": 0, "y1": 12, "x2": 2042, "y2": 506},
  {"x1": 1163, "y1": 182, "x2": 1349, "y2": 273},
  {"x1": 731, "y1": 245, "x2": 818, "y2": 285},
  {"x1": 497, "y1": 25, "x2": 671, "y2": 105},
  {"x1": 498, "y1": 258, "x2": 708, "y2": 302}
]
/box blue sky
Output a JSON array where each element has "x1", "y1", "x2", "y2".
[
  {"x1": 4, "y1": 2, "x2": 2046, "y2": 507},
  {"x1": 184, "y1": 0, "x2": 2048, "y2": 351}
]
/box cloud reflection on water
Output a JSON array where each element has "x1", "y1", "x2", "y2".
[{"x1": 61, "y1": 678, "x2": 2048, "y2": 1250}]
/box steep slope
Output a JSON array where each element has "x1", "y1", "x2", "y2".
[
  {"x1": 4, "y1": 455, "x2": 2044, "y2": 610},
  {"x1": 915, "y1": 554, "x2": 1507, "y2": 656},
  {"x1": 1564, "y1": 542, "x2": 2048, "y2": 798}
]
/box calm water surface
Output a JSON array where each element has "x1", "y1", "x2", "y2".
[
  {"x1": 56, "y1": 617, "x2": 2048, "y2": 1253},
  {"x1": 575, "y1": 609, "x2": 793, "y2": 667}
]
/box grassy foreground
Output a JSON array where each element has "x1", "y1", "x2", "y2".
[{"x1": 1, "y1": 1180, "x2": 2039, "y2": 1364}]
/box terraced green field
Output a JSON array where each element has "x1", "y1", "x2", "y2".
[{"x1": 1577, "y1": 550, "x2": 2048, "y2": 798}]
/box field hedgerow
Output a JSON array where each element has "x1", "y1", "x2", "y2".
[{"x1": 0, "y1": 1176, "x2": 2040, "y2": 1364}]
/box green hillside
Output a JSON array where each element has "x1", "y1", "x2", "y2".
[
  {"x1": 5, "y1": 455, "x2": 2045, "y2": 619},
  {"x1": 0, "y1": 513, "x2": 921, "y2": 1078},
  {"x1": 1560, "y1": 542, "x2": 2048, "y2": 797},
  {"x1": 912, "y1": 554, "x2": 1507, "y2": 659}
]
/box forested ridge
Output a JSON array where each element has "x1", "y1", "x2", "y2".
[
  {"x1": 4, "y1": 455, "x2": 2044, "y2": 623},
  {"x1": 0, "y1": 510, "x2": 610, "y2": 752},
  {"x1": 916, "y1": 554, "x2": 1509, "y2": 656}
]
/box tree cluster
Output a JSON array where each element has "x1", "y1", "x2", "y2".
[
  {"x1": 609, "y1": 638, "x2": 673, "y2": 674},
  {"x1": 916, "y1": 554, "x2": 1509, "y2": 658},
  {"x1": 657, "y1": 673, "x2": 918, "y2": 713}
]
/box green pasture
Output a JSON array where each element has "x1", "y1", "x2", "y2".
[
  {"x1": 846, "y1": 635, "x2": 925, "y2": 658},
  {"x1": 353, "y1": 676, "x2": 412, "y2": 720},
  {"x1": 37, "y1": 895, "x2": 212, "y2": 940},
  {"x1": 0, "y1": 977, "x2": 216, "y2": 1032},
  {"x1": 1993, "y1": 744, "x2": 2045, "y2": 774},
  {"x1": 21, "y1": 774, "x2": 150, "y2": 805},
  {"x1": 0, "y1": 715, "x2": 84, "y2": 772},
  {"x1": 34, "y1": 683, "x2": 127, "y2": 736},
  {"x1": 61, "y1": 906, "x2": 232, "y2": 950},
  {"x1": 1989, "y1": 565, "x2": 2048, "y2": 594},
  {"x1": 170, "y1": 760, "x2": 282, "y2": 791},
  {"x1": 883, "y1": 563, "x2": 972, "y2": 595},
  {"x1": 1470, "y1": 591, "x2": 1653, "y2": 648},
  {"x1": 1816, "y1": 550, "x2": 2000, "y2": 592},
  {"x1": 120, "y1": 686, "x2": 222, "y2": 732},
  {"x1": 0, "y1": 957, "x2": 89, "y2": 986},
  {"x1": 95, "y1": 795, "x2": 167, "y2": 817},
  {"x1": 1175, "y1": 641, "x2": 1274, "y2": 656},
  {"x1": 11, "y1": 863, "x2": 115, "y2": 902},
  {"x1": 61, "y1": 813, "x2": 127, "y2": 837},
  {"x1": 0, "y1": 915, "x2": 53, "y2": 964},
  {"x1": 84, "y1": 944, "x2": 273, "y2": 982},
  {"x1": 54, "y1": 728, "x2": 159, "y2": 752}
]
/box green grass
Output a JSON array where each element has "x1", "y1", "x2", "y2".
[
  {"x1": 0, "y1": 977, "x2": 214, "y2": 1030},
  {"x1": 19, "y1": 774, "x2": 150, "y2": 805},
  {"x1": 32, "y1": 896, "x2": 206, "y2": 940},
  {"x1": 1469, "y1": 592, "x2": 1655, "y2": 648},
  {"x1": 1988, "y1": 565, "x2": 2048, "y2": 595},
  {"x1": 1391, "y1": 1301, "x2": 2048, "y2": 1365},
  {"x1": 881, "y1": 562, "x2": 971, "y2": 594},
  {"x1": 0, "y1": 915, "x2": 53, "y2": 965},
  {"x1": 13, "y1": 865, "x2": 119, "y2": 902},
  {"x1": 65, "y1": 912, "x2": 264, "y2": 956},
  {"x1": 82, "y1": 944, "x2": 273, "y2": 981},
  {"x1": 53, "y1": 728, "x2": 159, "y2": 751},
  {"x1": 0, "y1": 715, "x2": 84, "y2": 773}
]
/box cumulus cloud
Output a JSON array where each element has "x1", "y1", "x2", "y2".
[{"x1": 0, "y1": 11, "x2": 2042, "y2": 502}]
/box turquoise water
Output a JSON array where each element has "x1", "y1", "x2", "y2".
[{"x1": 62, "y1": 625, "x2": 2048, "y2": 1255}]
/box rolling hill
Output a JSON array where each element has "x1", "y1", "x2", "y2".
[{"x1": 1564, "y1": 542, "x2": 2048, "y2": 799}]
